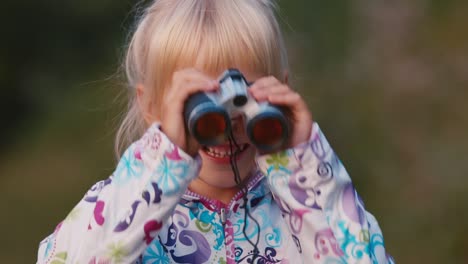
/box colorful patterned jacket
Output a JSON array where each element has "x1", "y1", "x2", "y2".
[{"x1": 37, "y1": 122, "x2": 394, "y2": 263}]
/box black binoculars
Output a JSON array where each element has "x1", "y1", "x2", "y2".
[{"x1": 184, "y1": 69, "x2": 290, "y2": 152}]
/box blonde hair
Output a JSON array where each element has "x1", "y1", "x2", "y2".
[{"x1": 116, "y1": 0, "x2": 289, "y2": 157}]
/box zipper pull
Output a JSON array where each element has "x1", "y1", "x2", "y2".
[{"x1": 220, "y1": 208, "x2": 227, "y2": 227}]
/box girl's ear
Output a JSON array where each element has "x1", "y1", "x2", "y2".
[{"x1": 136, "y1": 84, "x2": 156, "y2": 125}]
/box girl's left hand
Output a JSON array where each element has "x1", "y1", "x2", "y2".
[{"x1": 249, "y1": 76, "x2": 312, "y2": 149}]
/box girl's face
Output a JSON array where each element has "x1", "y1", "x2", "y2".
[{"x1": 196, "y1": 69, "x2": 263, "y2": 189}]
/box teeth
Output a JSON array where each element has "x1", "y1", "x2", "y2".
[
  {"x1": 206, "y1": 148, "x2": 231, "y2": 157},
  {"x1": 205, "y1": 144, "x2": 248, "y2": 158}
]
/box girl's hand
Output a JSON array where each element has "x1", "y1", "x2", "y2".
[
  {"x1": 249, "y1": 76, "x2": 313, "y2": 149},
  {"x1": 161, "y1": 69, "x2": 219, "y2": 156}
]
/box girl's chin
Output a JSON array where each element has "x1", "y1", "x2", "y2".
[{"x1": 197, "y1": 144, "x2": 257, "y2": 188}]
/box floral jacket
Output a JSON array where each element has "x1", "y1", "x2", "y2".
[{"x1": 37, "y1": 123, "x2": 394, "y2": 264}]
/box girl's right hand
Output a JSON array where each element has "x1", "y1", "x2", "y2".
[{"x1": 161, "y1": 68, "x2": 219, "y2": 156}]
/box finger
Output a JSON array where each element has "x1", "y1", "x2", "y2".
[
  {"x1": 166, "y1": 71, "x2": 219, "y2": 105},
  {"x1": 163, "y1": 81, "x2": 216, "y2": 120},
  {"x1": 172, "y1": 69, "x2": 219, "y2": 91},
  {"x1": 167, "y1": 79, "x2": 217, "y2": 101},
  {"x1": 267, "y1": 91, "x2": 305, "y2": 109},
  {"x1": 250, "y1": 83, "x2": 290, "y2": 101},
  {"x1": 249, "y1": 76, "x2": 281, "y2": 93}
]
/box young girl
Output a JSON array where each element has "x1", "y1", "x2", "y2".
[{"x1": 37, "y1": 0, "x2": 394, "y2": 263}]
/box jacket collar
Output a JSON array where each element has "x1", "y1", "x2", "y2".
[{"x1": 181, "y1": 170, "x2": 269, "y2": 212}]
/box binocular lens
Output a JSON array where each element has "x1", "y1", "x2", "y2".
[
  {"x1": 195, "y1": 112, "x2": 228, "y2": 141},
  {"x1": 184, "y1": 70, "x2": 290, "y2": 150},
  {"x1": 251, "y1": 117, "x2": 285, "y2": 146}
]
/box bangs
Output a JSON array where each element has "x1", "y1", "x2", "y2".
[{"x1": 149, "y1": 0, "x2": 286, "y2": 83}]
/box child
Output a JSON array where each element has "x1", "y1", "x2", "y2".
[{"x1": 37, "y1": 0, "x2": 394, "y2": 263}]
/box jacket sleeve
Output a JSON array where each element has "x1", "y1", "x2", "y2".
[
  {"x1": 37, "y1": 123, "x2": 201, "y2": 264},
  {"x1": 256, "y1": 122, "x2": 394, "y2": 263}
]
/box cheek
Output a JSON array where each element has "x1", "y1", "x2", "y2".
[
  {"x1": 235, "y1": 147, "x2": 257, "y2": 173},
  {"x1": 243, "y1": 146, "x2": 257, "y2": 160}
]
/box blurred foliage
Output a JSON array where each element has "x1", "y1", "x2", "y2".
[{"x1": 1, "y1": 0, "x2": 467, "y2": 263}]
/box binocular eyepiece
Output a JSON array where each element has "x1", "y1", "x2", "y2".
[{"x1": 184, "y1": 69, "x2": 290, "y2": 152}]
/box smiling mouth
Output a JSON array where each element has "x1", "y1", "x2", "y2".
[{"x1": 202, "y1": 143, "x2": 250, "y2": 159}]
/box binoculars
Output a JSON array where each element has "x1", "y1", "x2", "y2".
[{"x1": 184, "y1": 69, "x2": 290, "y2": 152}]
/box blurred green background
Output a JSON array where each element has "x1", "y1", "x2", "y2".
[{"x1": 1, "y1": 0, "x2": 467, "y2": 263}]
